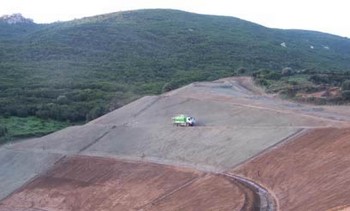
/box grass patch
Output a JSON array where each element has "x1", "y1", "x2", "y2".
[{"x1": 0, "y1": 116, "x2": 70, "y2": 143}]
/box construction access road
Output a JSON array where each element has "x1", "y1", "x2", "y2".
[{"x1": 1, "y1": 77, "x2": 350, "y2": 210}]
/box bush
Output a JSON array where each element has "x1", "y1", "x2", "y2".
[
  {"x1": 279, "y1": 88, "x2": 297, "y2": 98},
  {"x1": 342, "y1": 90, "x2": 350, "y2": 100},
  {"x1": 341, "y1": 80, "x2": 350, "y2": 91},
  {"x1": 237, "y1": 67, "x2": 247, "y2": 74},
  {"x1": 281, "y1": 67, "x2": 294, "y2": 76},
  {"x1": 86, "y1": 105, "x2": 107, "y2": 121},
  {"x1": 56, "y1": 95, "x2": 69, "y2": 104},
  {"x1": 255, "y1": 78, "x2": 270, "y2": 86},
  {"x1": 162, "y1": 78, "x2": 191, "y2": 93},
  {"x1": 308, "y1": 74, "x2": 330, "y2": 84},
  {"x1": 0, "y1": 125, "x2": 8, "y2": 137},
  {"x1": 341, "y1": 80, "x2": 350, "y2": 100},
  {"x1": 162, "y1": 82, "x2": 177, "y2": 93},
  {"x1": 265, "y1": 72, "x2": 281, "y2": 80},
  {"x1": 252, "y1": 69, "x2": 280, "y2": 80}
]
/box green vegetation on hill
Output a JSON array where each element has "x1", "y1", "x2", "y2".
[
  {"x1": 0, "y1": 116, "x2": 69, "y2": 143},
  {"x1": 252, "y1": 68, "x2": 350, "y2": 104},
  {"x1": 0, "y1": 9, "x2": 350, "y2": 141}
]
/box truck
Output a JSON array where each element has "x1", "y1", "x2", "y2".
[{"x1": 172, "y1": 114, "x2": 195, "y2": 126}]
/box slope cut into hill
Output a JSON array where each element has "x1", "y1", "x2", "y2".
[
  {"x1": 1, "y1": 77, "x2": 350, "y2": 210},
  {"x1": 232, "y1": 128, "x2": 350, "y2": 211},
  {"x1": 0, "y1": 155, "x2": 246, "y2": 211}
]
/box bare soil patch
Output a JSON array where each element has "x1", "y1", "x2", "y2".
[
  {"x1": 0, "y1": 155, "x2": 245, "y2": 211},
  {"x1": 233, "y1": 128, "x2": 350, "y2": 211}
]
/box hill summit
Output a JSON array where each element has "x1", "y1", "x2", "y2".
[{"x1": 0, "y1": 13, "x2": 33, "y2": 24}]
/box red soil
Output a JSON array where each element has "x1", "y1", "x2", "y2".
[
  {"x1": 0, "y1": 155, "x2": 246, "y2": 211},
  {"x1": 143, "y1": 174, "x2": 247, "y2": 211},
  {"x1": 233, "y1": 128, "x2": 350, "y2": 211}
]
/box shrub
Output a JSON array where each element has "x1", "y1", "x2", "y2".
[
  {"x1": 342, "y1": 90, "x2": 350, "y2": 100},
  {"x1": 86, "y1": 105, "x2": 107, "y2": 121},
  {"x1": 255, "y1": 78, "x2": 270, "y2": 86},
  {"x1": 281, "y1": 67, "x2": 294, "y2": 76},
  {"x1": 341, "y1": 80, "x2": 350, "y2": 100},
  {"x1": 237, "y1": 67, "x2": 247, "y2": 74},
  {"x1": 265, "y1": 72, "x2": 281, "y2": 80},
  {"x1": 308, "y1": 74, "x2": 330, "y2": 84},
  {"x1": 341, "y1": 80, "x2": 350, "y2": 91},
  {"x1": 56, "y1": 95, "x2": 69, "y2": 104},
  {"x1": 0, "y1": 125, "x2": 8, "y2": 137},
  {"x1": 162, "y1": 82, "x2": 176, "y2": 93}
]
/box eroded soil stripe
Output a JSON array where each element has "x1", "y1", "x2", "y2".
[{"x1": 136, "y1": 174, "x2": 204, "y2": 210}]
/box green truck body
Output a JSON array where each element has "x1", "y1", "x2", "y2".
[{"x1": 172, "y1": 114, "x2": 195, "y2": 126}]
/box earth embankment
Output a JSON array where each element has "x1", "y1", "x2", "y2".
[
  {"x1": 0, "y1": 155, "x2": 246, "y2": 210},
  {"x1": 233, "y1": 128, "x2": 350, "y2": 211},
  {"x1": 1, "y1": 77, "x2": 350, "y2": 210}
]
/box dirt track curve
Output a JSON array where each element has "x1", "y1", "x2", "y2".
[
  {"x1": 223, "y1": 173, "x2": 276, "y2": 211},
  {"x1": 1, "y1": 77, "x2": 350, "y2": 210}
]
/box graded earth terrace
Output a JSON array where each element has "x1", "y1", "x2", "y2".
[{"x1": 1, "y1": 77, "x2": 350, "y2": 210}]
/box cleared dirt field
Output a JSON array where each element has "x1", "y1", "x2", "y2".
[
  {"x1": 232, "y1": 128, "x2": 350, "y2": 211},
  {"x1": 7, "y1": 78, "x2": 346, "y2": 173},
  {"x1": 0, "y1": 155, "x2": 246, "y2": 211}
]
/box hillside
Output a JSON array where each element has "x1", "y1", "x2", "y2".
[
  {"x1": 234, "y1": 128, "x2": 350, "y2": 210},
  {"x1": 1, "y1": 77, "x2": 350, "y2": 210},
  {"x1": 1, "y1": 9, "x2": 350, "y2": 140}
]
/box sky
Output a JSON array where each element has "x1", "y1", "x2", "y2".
[{"x1": 0, "y1": 0, "x2": 349, "y2": 38}]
